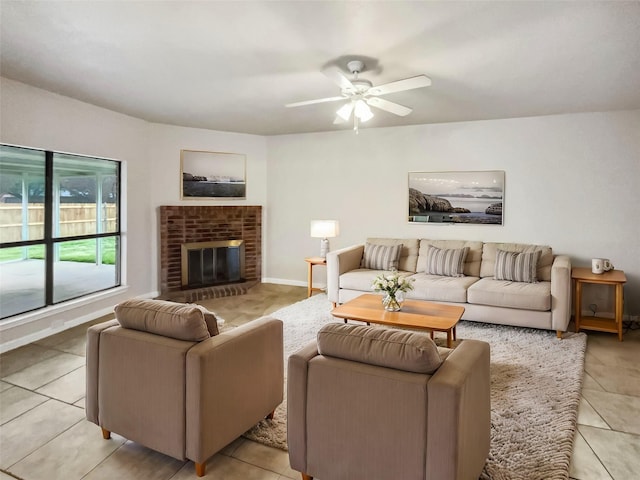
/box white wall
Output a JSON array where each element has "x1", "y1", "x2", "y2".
[
  {"x1": 2, "y1": 76, "x2": 638, "y2": 349},
  {"x1": 266, "y1": 110, "x2": 640, "y2": 315},
  {"x1": 0, "y1": 77, "x2": 153, "y2": 350},
  {"x1": 146, "y1": 124, "x2": 268, "y2": 291},
  {"x1": 0, "y1": 78, "x2": 270, "y2": 351}
]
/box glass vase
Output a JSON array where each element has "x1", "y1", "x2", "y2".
[{"x1": 382, "y1": 291, "x2": 404, "y2": 311}]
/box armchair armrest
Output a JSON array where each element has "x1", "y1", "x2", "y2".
[
  {"x1": 326, "y1": 244, "x2": 365, "y2": 304},
  {"x1": 427, "y1": 340, "x2": 490, "y2": 480},
  {"x1": 85, "y1": 319, "x2": 119, "y2": 424},
  {"x1": 185, "y1": 316, "x2": 284, "y2": 463},
  {"x1": 286, "y1": 341, "x2": 321, "y2": 475},
  {"x1": 550, "y1": 255, "x2": 572, "y2": 334}
]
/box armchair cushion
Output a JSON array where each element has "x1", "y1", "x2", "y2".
[
  {"x1": 115, "y1": 298, "x2": 211, "y2": 342},
  {"x1": 317, "y1": 323, "x2": 442, "y2": 374}
]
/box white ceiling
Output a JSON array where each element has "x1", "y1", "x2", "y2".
[{"x1": 1, "y1": 1, "x2": 639, "y2": 136}]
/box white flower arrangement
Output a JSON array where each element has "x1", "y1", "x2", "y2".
[{"x1": 371, "y1": 269, "x2": 414, "y2": 296}]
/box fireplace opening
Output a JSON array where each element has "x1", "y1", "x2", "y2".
[{"x1": 181, "y1": 240, "x2": 245, "y2": 288}]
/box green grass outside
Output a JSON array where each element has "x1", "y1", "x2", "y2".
[{"x1": 0, "y1": 237, "x2": 117, "y2": 264}]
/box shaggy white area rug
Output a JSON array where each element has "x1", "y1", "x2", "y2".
[{"x1": 243, "y1": 294, "x2": 586, "y2": 480}]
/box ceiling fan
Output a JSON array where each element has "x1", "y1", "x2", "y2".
[{"x1": 286, "y1": 60, "x2": 431, "y2": 132}]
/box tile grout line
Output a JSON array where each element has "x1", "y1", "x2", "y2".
[
  {"x1": 579, "y1": 395, "x2": 612, "y2": 431},
  {"x1": 5, "y1": 416, "x2": 86, "y2": 473}
]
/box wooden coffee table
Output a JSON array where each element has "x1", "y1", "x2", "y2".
[{"x1": 331, "y1": 294, "x2": 465, "y2": 348}]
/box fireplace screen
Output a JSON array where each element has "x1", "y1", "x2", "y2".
[{"x1": 181, "y1": 240, "x2": 245, "y2": 288}]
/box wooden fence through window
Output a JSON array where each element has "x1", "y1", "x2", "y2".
[{"x1": 0, "y1": 204, "x2": 117, "y2": 243}]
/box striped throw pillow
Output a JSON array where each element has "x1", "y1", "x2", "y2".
[
  {"x1": 494, "y1": 249, "x2": 541, "y2": 283},
  {"x1": 361, "y1": 243, "x2": 403, "y2": 270},
  {"x1": 425, "y1": 246, "x2": 469, "y2": 277}
]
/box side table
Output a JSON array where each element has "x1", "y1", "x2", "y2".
[
  {"x1": 305, "y1": 257, "x2": 327, "y2": 298},
  {"x1": 572, "y1": 267, "x2": 627, "y2": 341}
]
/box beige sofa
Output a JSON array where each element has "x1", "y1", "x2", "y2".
[
  {"x1": 327, "y1": 238, "x2": 572, "y2": 337},
  {"x1": 288, "y1": 322, "x2": 491, "y2": 480},
  {"x1": 86, "y1": 299, "x2": 283, "y2": 477}
]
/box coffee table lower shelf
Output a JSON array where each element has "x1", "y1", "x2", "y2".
[{"x1": 331, "y1": 294, "x2": 465, "y2": 348}]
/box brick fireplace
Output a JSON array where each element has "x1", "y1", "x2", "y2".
[{"x1": 159, "y1": 205, "x2": 261, "y2": 302}]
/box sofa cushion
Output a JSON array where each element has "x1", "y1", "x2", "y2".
[
  {"x1": 480, "y1": 243, "x2": 553, "y2": 281},
  {"x1": 317, "y1": 323, "x2": 442, "y2": 374},
  {"x1": 366, "y1": 238, "x2": 419, "y2": 272},
  {"x1": 494, "y1": 249, "x2": 541, "y2": 283},
  {"x1": 417, "y1": 240, "x2": 483, "y2": 277},
  {"x1": 341, "y1": 269, "x2": 414, "y2": 292},
  {"x1": 115, "y1": 299, "x2": 211, "y2": 342},
  {"x1": 406, "y1": 273, "x2": 480, "y2": 303},
  {"x1": 467, "y1": 278, "x2": 551, "y2": 311},
  {"x1": 361, "y1": 243, "x2": 402, "y2": 270},
  {"x1": 424, "y1": 245, "x2": 469, "y2": 277}
]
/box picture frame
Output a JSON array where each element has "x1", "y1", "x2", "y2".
[
  {"x1": 180, "y1": 150, "x2": 246, "y2": 199},
  {"x1": 408, "y1": 170, "x2": 504, "y2": 225}
]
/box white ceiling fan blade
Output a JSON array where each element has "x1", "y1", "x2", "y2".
[
  {"x1": 366, "y1": 97, "x2": 413, "y2": 116},
  {"x1": 322, "y1": 65, "x2": 355, "y2": 90},
  {"x1": 286, "y1": 96, "x2": 346, "y2": 108},
  {"x1": 333, "y1": 115, "x2": 348, "y2": 125},
  {"x1": 368, "y1": 75, "x2": 431, "y2": 96}
]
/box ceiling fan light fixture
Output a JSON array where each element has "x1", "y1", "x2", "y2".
[
  {"x1": 336, "y1": 102, "x2": 354, "y2": 121},
  {"x1": 354, "y1": 100, "x2": 373, "y2": 122}
]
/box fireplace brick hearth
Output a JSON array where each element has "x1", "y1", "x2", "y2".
[{"x1": 159, "y1": 205, "x2": 261, "y2": 302}]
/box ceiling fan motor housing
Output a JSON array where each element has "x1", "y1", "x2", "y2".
[
  {"x1": 347, "y1": 60, "x2": 365, "y2": 74},
  {"x1": 343, "y1": 79, "x2": 372, "y2": 96}
]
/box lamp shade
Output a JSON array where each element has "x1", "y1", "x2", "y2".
[
  {"x1": 310, "y1": 220, "x2": 339, "y2": 238},
  {"x1": 354, "y1": 100, "x2": 373, "y2": 122},
  {"x1": 336, "y1": 103, "x2": 354, "y2": 121}
]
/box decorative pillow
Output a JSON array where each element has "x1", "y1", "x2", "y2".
[
  {"x1": 191, "y1": 304, "x2": 220, "y2": 336},
  {"x1": 317, "y1": 323, "x2": 442, "y2": 374},
  {"x1": 115, "y1": 299, "x2": 211, "y2": 342},
  {"x1": 425, "y1": 245, "x2": 469, "y2": 277},
  {"x1": 494, "y1": 249, "x2": 541, "y2": 283},
  {"x1": 361, "y1": 243, "x2": 403, "y2": 270}
]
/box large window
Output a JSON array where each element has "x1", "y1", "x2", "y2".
[{"x1": 0, "y1": 145, "x2": 121, "y2": 319}]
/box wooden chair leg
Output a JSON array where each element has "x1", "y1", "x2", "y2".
[
  {"x1": 556, "y1": 330, "x2": 563, "y2": 339},
  {"x1": 266, "y1": 410, "x2": 275, "y2": 420},
  {"x1": 195, "y1": 462, "x2": 205, "y2": 477},
  {"x1": 101, "y1": 427, "x2": 111, "y2": 439},
  {"x1": 301, "y1": 474, "x2": 313, "y2": 480}
]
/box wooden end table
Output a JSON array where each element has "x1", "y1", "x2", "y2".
[
  {"x1": 572, "y1": 267, "x2": 626, "y2": 341},
  {"x1": 305, "y1": 256, "x2": 326, "y2": 298},
  {"x1": 331, "y1": 294, "x2": 465, "y2": 348}
]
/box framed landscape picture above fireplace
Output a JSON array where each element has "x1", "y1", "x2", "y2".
[
  {"x1": 408, "y1": 170, "x2": 504, "y2": 225},
  {"x1": 181, "y1": 150, "x2": 246, "y2": 199}
]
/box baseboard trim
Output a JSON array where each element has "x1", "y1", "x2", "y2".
[{"x1": 262, "y1": 277, "x2": 313, "y2": 288}]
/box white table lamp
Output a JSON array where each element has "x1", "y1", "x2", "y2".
[{"x1": 310, "y1": 220, "x2": 339, "y2": 258}]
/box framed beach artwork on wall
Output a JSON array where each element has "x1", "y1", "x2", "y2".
[
  {"x1": 408, "y1": 170, "x2": 504, "y2": 225},
  {"x1": 181, "y1": 150, "x2": 246, "y2": 199}
]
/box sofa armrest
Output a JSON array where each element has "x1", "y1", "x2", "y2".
[
  {"x1": 326, "y1": 244, "x2": 365, "y2": 304},
  {"x1": 427, "y1": 339, "x2": 491, "y2": 480},
  {"x1": 185, "y1": 316, "x2": 284, "y2": 463},
  {"x1": 551, "y1": 255, "x2": 572, "y2": 333},
  {"x1": 85, "y1": 319, "x2": 119, "y2": 425},
  {"x1": 287, "y1": 341, "x2": 320, "y2": 475}
]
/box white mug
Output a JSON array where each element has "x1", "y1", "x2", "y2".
[
  {"x1": 592, "y1": 258, "x2": 604, "y2": 274},
  {"x1": 592, "y1": 258, "x2": 614, "y2": 274}
]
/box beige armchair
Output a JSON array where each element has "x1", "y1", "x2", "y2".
[
  {"x1": 288, "y1": 323, "x2": 490, "y2": 480},
  {"x1": 86, "y1": 299, "x2": 283, "y2": 477}
]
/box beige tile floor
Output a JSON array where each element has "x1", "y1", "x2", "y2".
[{"x1": 1, "y1": 283, "x2": 639, "y2": 479}]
